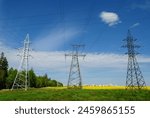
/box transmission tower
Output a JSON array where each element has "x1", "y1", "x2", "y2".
[
  {"x1": 11, "y1": 34, "x2": 31, "y2": 91},
  {"x1": 122, "y1": 30, "x2": 146, "y2": 89},
  {"x1": 65, "y1": 44, "x2": 86, "y2": 89}
]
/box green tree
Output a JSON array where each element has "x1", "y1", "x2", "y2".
[
  {"x1": 28, "y1": 69, "x2": 36, "y2": 87},
  {"x1": 42, "y1": 74, "x2": 49, "y2": 87},
  {"x1": 35, "y1": 74, "x2": 48, "y2": 88},
  {"x1": 47, "y1": 80, "x2": 57, "y2": 87},
  {"x1": 57, "y1": 82, "x2": 63, "y2": 87},
  {"x1": 6, "y1": 68, "x2": 17, "y2": 89},
  {"x1": 0, "y1": 52, "x2": 8, "y2": 89},
  {"x1": 35, "y1": 76, "x2": 43, "y2": 88}
]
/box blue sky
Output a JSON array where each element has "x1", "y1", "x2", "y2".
[{"x1": 0, "y1": 0, "x2": 150, "y2": 85}]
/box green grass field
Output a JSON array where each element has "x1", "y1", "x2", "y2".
[{"x1": 0, "y1": 86, "x2": 150, "y2": 101}]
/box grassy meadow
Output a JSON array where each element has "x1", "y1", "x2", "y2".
[{"x1": 0, "y1": 86, "x2": 150, "y2": 101}]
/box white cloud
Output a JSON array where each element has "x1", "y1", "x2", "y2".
[
  {"x1": 1, "y1": 41, "x2": 150, "y2": 85},
  {"x1": 99, "y1": 11, "x2": 121, "y2": 26},
  {"x1": 2, "y1": 45, "x2": 150, "y2": 74},
  {"x1": 130, "y1": 22, "x2": 140, "y2": 29},
  {"x1": 0, "y1": 40, "x2": 150, "y2": 72}
]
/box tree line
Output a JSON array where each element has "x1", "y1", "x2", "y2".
[{"x1": 0, "y1": 52, "x2": 63, "y2": 90}]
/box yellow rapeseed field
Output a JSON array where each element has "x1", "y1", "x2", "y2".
[
  {"x1": 83, "y1": 86, "x2": 150, "y2": 90},
  {"x1": 42, "y1": 86, "x2": 150, "y2": 90}
]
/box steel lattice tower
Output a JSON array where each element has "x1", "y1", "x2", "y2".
[
  {"x1": 65, "y1": 45, "x2": 86, "y2": 89},
  {"x1": 123, "y1": 30, "x2": 146, "y2": 89},
  {"x1": 11, "y1": 34, "x2": 30, "y2": 91}
]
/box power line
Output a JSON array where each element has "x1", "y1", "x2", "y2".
[
  {"x1": 0, "y1": 7, "x2": 91, "y2": 21},
  {"x1": 78, "y1": 0, "x2": 96, "y2": 45}
]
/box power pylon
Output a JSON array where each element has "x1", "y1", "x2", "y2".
[
  {"x1": 65, "y1": 44, "x2": 86, "y2": 89},
  {"x1": 122, "y1": 30, "x2": 146, "y2": 89},
  {"x1": 11, "y1": 34, "x2": 31, "y2": 91}
]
